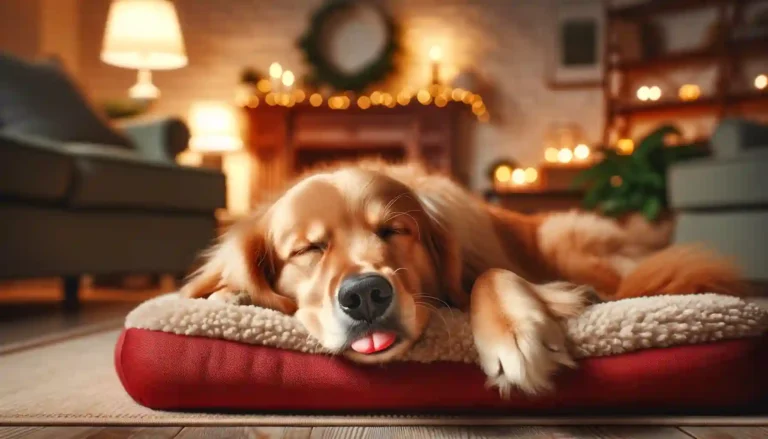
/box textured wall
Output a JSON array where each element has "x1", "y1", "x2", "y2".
[
  {"x1": 4, "y1": 0, "x2": 766, "y2": 191},
  {"x1": 76, "y1": 0, "x2": 604, "y2": 190}
]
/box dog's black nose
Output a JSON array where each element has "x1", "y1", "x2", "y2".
[{"x1": 338, "y1": 273, "x2": 393, "y2": 322}]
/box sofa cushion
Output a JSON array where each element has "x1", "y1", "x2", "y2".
[
  {"x1": 0, "y1": 132, "x2": 74, "y2": 201},
  {"x1": 68, "y1": 147, "x2": 226, "y2": 212},
  {"x1": 0, "y1": 53, "x2": 131, "y2": 148},
  {"x1": 668, "y1": 157, "x2": 768, "y2": 209}
]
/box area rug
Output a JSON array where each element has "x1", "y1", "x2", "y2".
[{"x1": 0, "y1": 326, "x2": 766, "y2": 426}]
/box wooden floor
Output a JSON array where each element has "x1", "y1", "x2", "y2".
[
  {"x1": 1, "y1": 425, "x2": 768, "y2": 439},
  {"x1": 1, "y1": 279, "x2": 766, "y2": 438}
]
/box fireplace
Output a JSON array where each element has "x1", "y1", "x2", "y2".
[{"x1": 242, "y1": 101, "x2": 469, "y2": 203}]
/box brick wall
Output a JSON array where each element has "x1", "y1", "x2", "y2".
[
  {"x1": 76, "y1": 0, "x2": 604, "y2": 190},
  {"x1": 5, "y1": 0, "x2": 765, "y2": 190}
]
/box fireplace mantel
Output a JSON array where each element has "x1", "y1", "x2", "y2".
[{"x1": 242, "y1": 101, "x2": 469, "y2": 203}]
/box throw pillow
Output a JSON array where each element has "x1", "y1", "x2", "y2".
[{"x1": 0, "y1": 52, "x2": 132, "y2": 148}]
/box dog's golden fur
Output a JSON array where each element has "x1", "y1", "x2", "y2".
[{"x1": 182, "y1": 161, "x2": 744, "y2": 395}]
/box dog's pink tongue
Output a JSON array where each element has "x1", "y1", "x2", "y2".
[{"x1": 350, "y1": 332, "x2": 396, "y2": 354}]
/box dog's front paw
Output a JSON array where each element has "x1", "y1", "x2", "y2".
[
  {"x1": 471, "y1": 270, "x2": 578, "y2": 397},
  {"x1": 208, "y1": 289, "x2": 252, "y2": 305}
]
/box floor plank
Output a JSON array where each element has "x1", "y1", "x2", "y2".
[
  {"x1": 87, "y1": 427, "x2": 183, "y2": 439},
  {"x1": 0, "y1": 427, "x2": 44, "y2": 439},
  {"x1": 15, "y1": 427, "x2": 107, "y2": 439},
  {"x1": 175, "y1": 427, "x2": 310, "y2": 439},
  {"x1": 306, "y1": 426, "x2": 694, "y2": 439},
  {"x1": 679, "y1": 426, "x2": 768, "y2": 439}
]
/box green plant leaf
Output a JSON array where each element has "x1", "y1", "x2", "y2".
[
  {"x1": 634, "y1": 125, "x2": 682, "y2": 161},
  {"x1": 642, "y1": 197, "x2": 662, "y2": 221}
]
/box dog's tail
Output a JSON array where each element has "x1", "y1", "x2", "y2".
[{"x1": 614, "y1": 245, "x2": 747, "y2": 299}]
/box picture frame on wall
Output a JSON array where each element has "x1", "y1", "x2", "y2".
[{"x1": 547, "y1": 0, "x2": 604, "y2": 89}]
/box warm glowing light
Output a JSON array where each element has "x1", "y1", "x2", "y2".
[
  {"x1": 462, "y1": 92, "x2": 474, "y2": 104},
  {"x1": 309, "y1": 93, "x2": 323, "y2": 107},
  {"x1": 472, "y1": 103, "x2": 486, "y2": 116},
  {"x1": 397, "y1": 92, "x2": 411, "y2": 106},
  {"x1": 340, "y1": 96, "x2": 351, "y2": 109},
  {"x1": 524, "y1": 167, "x2": 538, "y2": 183},
  {"x1": 428, "y1": 45, "x2": 443, "y2": 62},
  {"x1": 478, "y1": 112, "x2": 490, "y2": 123},
  {"x1": 246, "y1": 95, "x2": 259, "y2": 108},
  {"x1": 370, "y1": 91, "x2": 383, "y2": 105},
  {"x1": 617, "y1": 138, "x2": 634, "y2": 155},
  {"x1": 256, "y1": 79, "x2": 271, "y2": 93},
  {"x1": 188, "y1": 101, "x2": 242, "y2": 152},
  {"x1": 557, "y1": 148, "x2": 573, "y2": 164},
  {"x1": 511, "y1": 168, "x2": 526, "y2": 185},
  {"x1": 293, "y1": 89, "x2": 306, "y2": 103},
  {"x1": 435, "y1": 96, "x2": 448, "y2": 107},
  {"x1": 574, "y1": 143, "x2": 590, "y2": 160},
  {"x1": 494, "y1": 165, "x2": 512, "y2": 183},
  {"x1": 428, "y1": 84, "x2": 441, "y2": 97},
  {"x1": 678, "y1": 84, "x2": 701, "y2": 101},
  {"x1": 265, "y1": 93, "x2": 276, "y2": 106},
  {"x1": 544, "y1": 147, "x2": 559, "y2": 163},
  {"x1": 451, "y1": 88, "x2": 464, "y2": 101},
  {"x1": 221, "y1": 152, "x2": 253, "y2": 215},
  {"x1": 649, "y1": 86, "x2": 662, "y2": 101},
  {"x1": 637, "y1": 86, "x2": 650, "y2": 101},
  {"x1": 281, "y1": 70, "x2": 295, "y2": 87},
  {"x1": 417, "y1": 89, "x2": 432, "y2": 105},
  {"x1": 756, "y1": 74, "x2": 768, "y2": 90},
  {"x1": 358, "y1": 96, "x2": 371, "y2": 109},
  {"x1": 269, "y1": 62, "x2": 282, "y2": 79},
  {"x1": 382, "y1": 93, "x2": 394, "y2": 107}
]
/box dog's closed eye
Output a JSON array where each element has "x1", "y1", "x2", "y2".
[
  {"x1": 376, "y1": 226, "x2": 409, "y2": 240},
  {"x1": 290, "y1": 242, "x2": 328, "y2": 257}
]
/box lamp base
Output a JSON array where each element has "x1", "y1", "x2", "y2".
[{"x1": 129, "y1": 69, "x2": 160, "y2": 100}]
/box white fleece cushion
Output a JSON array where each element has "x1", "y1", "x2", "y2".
[{"x1": 126, "y1": 293, "x2": 768, "y2": 364}]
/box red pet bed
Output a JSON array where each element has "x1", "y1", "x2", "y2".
[{"x1": 116, "y1": 293, "x2": 768, "y2": 413}]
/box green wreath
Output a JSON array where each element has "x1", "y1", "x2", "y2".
[{"x1": 298, "y1": 0, "x2": 399, "y2": 93}]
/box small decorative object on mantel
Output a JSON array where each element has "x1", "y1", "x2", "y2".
[
  {"x1": 297, "y1": 0, "x2": 399, "y2": 93},
  {"x1": 488, "y1": 159, "x2": 541, "y2": 193}
]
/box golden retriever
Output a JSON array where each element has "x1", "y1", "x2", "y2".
[{"x1": 181, "y1": 161, "x2": 743, "y2": 396}]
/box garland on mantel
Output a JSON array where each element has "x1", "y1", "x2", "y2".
[{"x1": 239, "y1": 84, "x2": 490, "y2": 123}]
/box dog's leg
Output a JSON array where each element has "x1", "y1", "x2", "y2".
[{"x1": 470, "y1": 269, "x2": 587, "y2": 397}]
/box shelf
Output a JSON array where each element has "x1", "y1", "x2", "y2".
[
  {"x1": 614, "y1": 37, "x2": 768, "y2": 74},
  {"x1": 608, "y1": 0, "x2": 730, "y2": 20},
  {"x1": 613, "y1": 92, "x2": 768, "y2": 118}
]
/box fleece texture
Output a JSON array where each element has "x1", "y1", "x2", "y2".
[{"x1": 125, "y1": 293, "x2": 767, "y2": 364}]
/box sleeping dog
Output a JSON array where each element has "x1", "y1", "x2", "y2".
[{"x1": 181, "y1": 161, "x2": 743, "y2": 396}]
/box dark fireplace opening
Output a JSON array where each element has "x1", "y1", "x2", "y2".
[{"x1": 294, "y1": 147, "x2": 406, "y2": 172}]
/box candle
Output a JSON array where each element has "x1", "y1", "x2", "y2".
[
  {"x1": 428, "y1": 45, "x2": 442, "y2": 85},
  {"x1": 269, "y1": 62, "x2": 282, "y2": 93}
]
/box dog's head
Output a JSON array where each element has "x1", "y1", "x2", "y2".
[{"x1": 182, "y1": 164, "x2": 464, "y2": 363}]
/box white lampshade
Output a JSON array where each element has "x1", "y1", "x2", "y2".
[
  {"x1": 188, "y1": 102, "x2": 243, "y2": 153},
  {"x1": 101, "y1": 0, "x2": 187, "y2": 70}
]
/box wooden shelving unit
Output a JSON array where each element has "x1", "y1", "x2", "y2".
[{"x1": 603, "y1": 0, "x2": 768, "y2": 144}]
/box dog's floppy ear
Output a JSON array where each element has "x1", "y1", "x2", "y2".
[
  {"x1": 421, "y1": 205, "x2": 470, "y2": 310},
  {"x1": 180, "y1": 213, "x2": 297, "y2": 315}
]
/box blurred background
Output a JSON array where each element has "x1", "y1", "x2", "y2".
[{"x1": 0, "y1": 0, "x2": 766, "y2": 343}]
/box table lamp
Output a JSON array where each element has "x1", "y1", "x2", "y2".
[{"x1": 101, "y1": 0, "x2": 187, "y2": 100}]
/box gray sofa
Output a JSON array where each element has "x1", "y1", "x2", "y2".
[
  {"x1": 0, "y1": 52, "x2": 226, "y2": 308},
  {"x1": 668, "y1": 118, "x2": 768, "y2": 282}
]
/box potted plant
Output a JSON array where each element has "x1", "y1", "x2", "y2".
[{"x1": 573, "y1": 125, "x2": 708, "y2": 245}]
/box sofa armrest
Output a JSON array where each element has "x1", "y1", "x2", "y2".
[
  {"x1": 711, "y1": 118, "x2": 768, "y2": 159},
  {"x1": 118, "y1": 117, "x2": 190, "y2": 163},
  {"x1": 0, "y1": 131, "x2": 74, "y2": 200}
]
